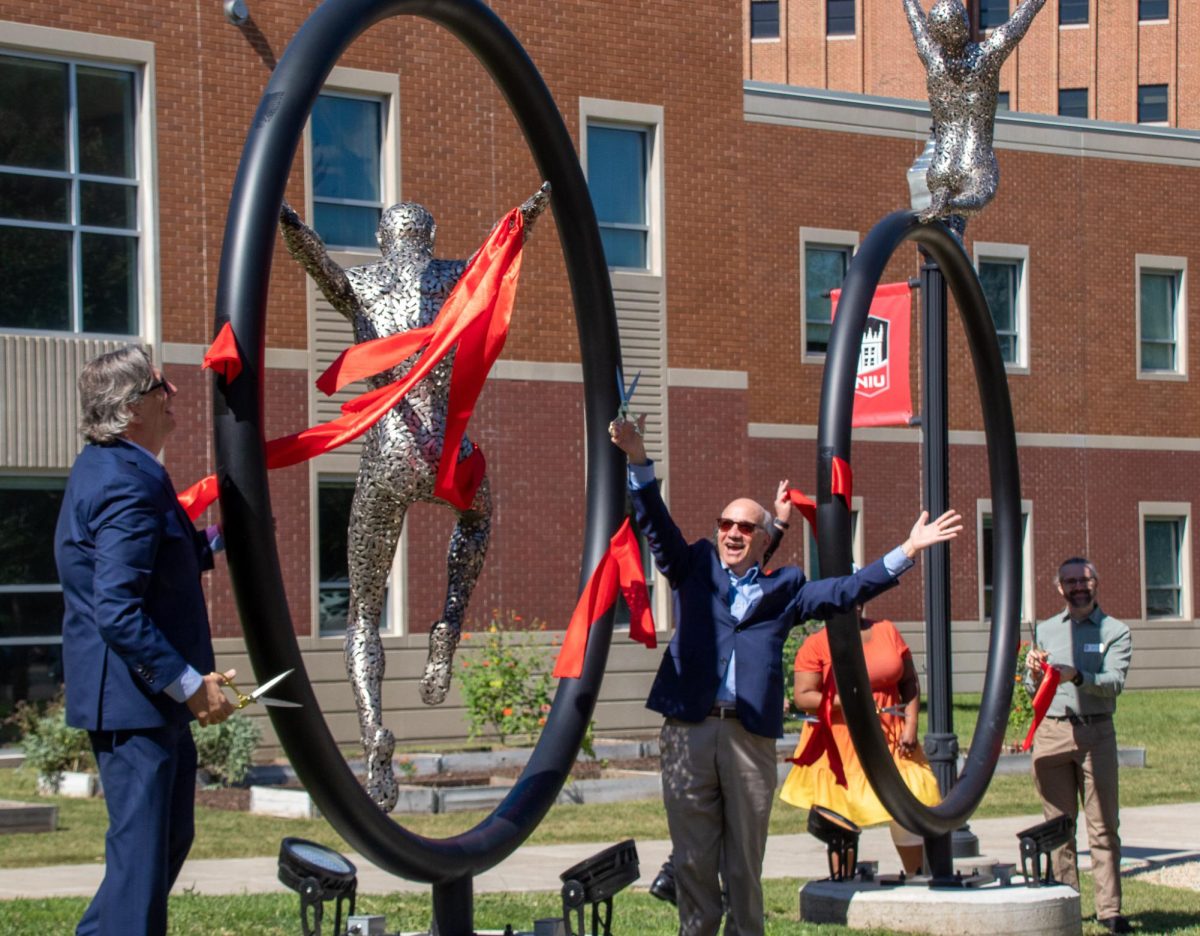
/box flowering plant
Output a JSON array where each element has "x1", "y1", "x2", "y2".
[
  {"x1": 1006, "y1": 640, "x2": 1035, "y2": 744},
  {"x1": 458, "y1": 610, "x2": 595, "y2": 755}
]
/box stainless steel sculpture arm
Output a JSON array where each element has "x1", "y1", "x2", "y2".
[
  {"x1": 980, "y1": 0, "x2": 1047, "y2": 62},
  {"x1": 900, "y1": 0, "x2": 936, "y2": 70},
  {"x1": 278, "y1": 200, "x2": 359, "y2": 321}
]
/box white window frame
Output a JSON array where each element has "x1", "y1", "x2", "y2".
[
  {"x1": 312, "y1": 472, "x2": 408, "y2": 639},
  {"x1": 1135, "y1": 254, "x2": 1187, "y2": 380},
  {"x1": 974, "y1": 242, "x2": 1030, "y2": 374},
  {"x1": 1138, "y1": 502, "x2": 1192, "y2": 621},
  {"x1": 579, "y1": 98, "x2": 665, "y2": 277},
  {"x1": 302, "y1": 66, "x2": 400, "y2": 260},
  {"x1": 802, "y1": 497, "x2": 863, "y2": 580},
  {"x1": 0, "y1": 22, "x2": 159, "y2": 345},
  {"x1": 977, "y1": 498, "x2": 1034, "y2": 625},
  {"x1": 800, "y1": 227, "x2": 858, "y2": 364}
]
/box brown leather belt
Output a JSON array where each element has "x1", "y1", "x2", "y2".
[
  {"x1": 709, "y1": 706, "x2": 739, "y2": 720},
  {"x1": 1046, "y1": 713, "x2": 1111, "y2": 726}
]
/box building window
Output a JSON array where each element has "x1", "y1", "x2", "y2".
[
  {"x1": 587, "y1": 123, "x2": 651, "y2": 270},
  {"x1": 1058, "y1": 88, "x2": 1088, "y2": 118},
  {"x1": 311, "y1": 92, "x2": 384, "y2": 250},
  {"x1": 801, "y1": 228, "x2": 857, "y2": 358},
  {"x1": 979, "y1": 501, "x2": 1033, "y2": 624},
  {"x1": 804, "y1": 503, "x2": 863, "y2": 581},
  {"x1": 751, "y1": 1, "x2": 780, "y2": 39},
  {"x1": 1139, "y1": 0, "x2": 1169, "y2": 22},
  {"x1": 0, "y1": 52, "x2": 140, "y2": 335},
  {"x1": 1140, "y1": 504, "x2": 1191, "y2": 620},
  {"x1": 1136, "y1": 255, "x2": 1186, "y2": 378},
  {"x1": 826, "y1": 0, "x2": 855, "y2": 36},
  {"x1": 1059, "y1": 0, "x2": 1088, "y2": 25},
  {"x1": 1137, "y1": 84, "x2": 1168, "y2": 124},
  {"x1": 975, "y1": 243, "x2": 1029, "y2": 371},
  {"x1": 0, "y1": 477, "x2": 67, "y2": 710},
  {"x1": 978, "y1": 0, "x2": 1009, "y2": 30},
  {"x1": 995, "y1": 92, "x2": 1011, "y2": 112}
]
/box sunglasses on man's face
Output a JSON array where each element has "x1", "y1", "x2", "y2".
[
  {"x1": 139, "y1": 376, "x2": 176, "y2": 398},
  {"x1": 716, "y1": 518, "x2": 761, "y2": 536}
]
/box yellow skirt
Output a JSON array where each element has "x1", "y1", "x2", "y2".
[{"x1": 779, "y1": 749, "x2": 942, "y2": 828}]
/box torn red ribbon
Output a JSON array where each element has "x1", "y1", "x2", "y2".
[
  {"x1": 788, "y1": 671, "x2": 848, "y2": 787},
  {"x1": 552, "y1": 518, "x2": 656, "y2": 679},
  {"x1": 177, "y1": 208, "x2": 525, "y2": 520},
  {"x1": 785, "y1": 488, "x2": 817, "y2": 529},
  {"x1": 831, "y1": 456, "x2": 852, "y2": 503},
  {"x1": 202, "y1": 321, "x2": 243, "y2": 383},
  {"x1": 1022, "y1": 663, "x2": 1063, "y2": 751}
]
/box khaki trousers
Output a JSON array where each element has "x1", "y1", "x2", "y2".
[
  {"x1": 660, "y1": 716, "x2": 778, "y2": 936},
  {"x1": 1031, "y1": 716, "x2": 1122, "y2": 919}
]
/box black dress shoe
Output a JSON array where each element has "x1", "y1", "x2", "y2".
[
  {"x1": 649, "y1": 859, "x2": 677, "y2": 905},
  {"x1": 1100, "y1": 915, "x2": 1132, "y2": 934}
]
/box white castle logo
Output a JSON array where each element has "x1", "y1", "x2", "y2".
[{"x1": 856, "y1": 315, "x2": 889, "y2": 397}]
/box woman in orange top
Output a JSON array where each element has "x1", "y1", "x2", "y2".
[{"x1": 779, "y1": 604, "x2": 940, "y2": 875}]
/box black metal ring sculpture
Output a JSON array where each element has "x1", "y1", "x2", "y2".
[
  {"x1": 815, "y1": 210, "x2": 1021, "y2": 836},
  {"x1": 210, "y1": 0, "x2": 624, "y2": 913}
]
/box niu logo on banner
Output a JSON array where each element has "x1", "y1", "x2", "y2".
[{"x1": 856, "y1": 315, "x2": 889, "y2": 398}]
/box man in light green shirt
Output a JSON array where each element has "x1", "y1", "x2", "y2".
[{"x1": 1026, "y1": 557, "x2": 1132, "y2": 934}]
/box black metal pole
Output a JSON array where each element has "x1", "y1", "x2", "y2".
[
  {"x1": 430, "y1": 877, "x2": 473, "y2": 936},
  {"x1": 918, "y1": 247, "x2": 979, "y2": 874}
]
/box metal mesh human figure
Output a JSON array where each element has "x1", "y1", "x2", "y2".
[
  {"x1": 279, "y1": 183, "x2": 550, "y2": 810},
  {"x1": 902, "y1": 0, "x2": 1046, "y2": 224}
]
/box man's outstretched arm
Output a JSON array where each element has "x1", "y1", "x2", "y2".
[{"x1": 278, "y1": 200, "x2": 359, "y2": 321}]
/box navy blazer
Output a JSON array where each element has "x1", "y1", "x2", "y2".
[
  {"x1": 635, "y1": 480, "x2": 900, "y2": 738},
  {"x1": 55, "y1": 440, "x2": 215, "y2": 731}
]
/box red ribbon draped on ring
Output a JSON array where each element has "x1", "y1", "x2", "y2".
[
  {"x1": 784, "y1": 456, "x2": 853, "y2": 539},
  {"x1": 177, "y1": 208, "x2": 526, "y2": 520},
  {"x1": 552, "y1": 518, "x2": 657, "y2": 679},
  {"x1": 1022, "y1": 663, "x2": 1063, "y2": 751},
  {"x1": 788, "y1": 671, "x2": 848, "y2": 788}
]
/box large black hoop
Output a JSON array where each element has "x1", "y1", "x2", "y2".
[
  {"x1": 816, "y1": 211, "x2": 1021, "y2": 835},
  {"x1": 212, "y1": 0, "x2": 624, "y2": 884}
]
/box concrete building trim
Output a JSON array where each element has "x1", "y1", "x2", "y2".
[
  {"x1": 1138, "y1": 500, "x2": 1194, "y2": 623},
  {"x1": 748, "y1": 423, "x2": 1200, "y2": 452},
  {"x1": 743, "y1": 83, "x2": 1200, "y2": 167},
  {"x1": 667, "y1": 368, "x2": 748, "y2": 390},
  {"x1": 1134, "y1": 253, "x2": 1188, "y2": 382},
  {"x1": 160, "y1": 342, "x2": 309, "y2": 370}
]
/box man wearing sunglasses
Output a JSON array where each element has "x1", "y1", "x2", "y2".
[
  {"x1": 609, "y1": 416, "x2": 960, "y2": 936},
  {"x1": 1025, "y1": 558, "x2": 1133, "y2": 934},
  {"x1": 55, "y1": 346, "x2": 235, "y2": 936}
]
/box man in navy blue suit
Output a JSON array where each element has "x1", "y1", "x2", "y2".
[
  {"x1": 55, "y1": 346, "x2": 236, "y2": 936},
  {"x1": 610, "y1": 416, "x2": 960, "y2": 936}
]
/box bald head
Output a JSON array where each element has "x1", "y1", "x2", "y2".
[{"x1": 716, "y1": 497, "x2": 771, "y2": 576}]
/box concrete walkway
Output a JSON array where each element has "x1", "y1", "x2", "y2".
[{"x1": 1, "y1": 802, "x2": 1197, "y2": 899}]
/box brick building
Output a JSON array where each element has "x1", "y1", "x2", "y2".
[{"x1": 2, "y1": 0, "x2": 1197, "y2": 752}]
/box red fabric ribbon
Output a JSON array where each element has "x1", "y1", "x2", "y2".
[
  {"x1": 788, "y1": 672, "x2": 848, "y2": 787},
  {"x1": 552, "y1": 518, "x2": 656, "y2": 679},
  {"x1": 785, "y1": 488, "x2": 817, "y2": 529},
  {"x1": 177, "y1": 209, "x2": 525, "y2": 520},
  {"x1": 831, "y1": 456, "x2": 852, "y2": 503},
  {"x1": 1022, "y1": 663, "x2": 1062, "y2": 751},
  {"x1": 202, "y1": 322, "x2": 243, "y2": 383}
]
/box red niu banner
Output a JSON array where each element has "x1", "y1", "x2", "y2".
[{"x1": 830, "y1": 281, "x2": 913, "y2": 428}]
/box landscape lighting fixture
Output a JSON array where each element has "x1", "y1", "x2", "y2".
[
  {"x1": 1016, "y1": 815, "x2": 1073, "y2": 886},
  {"x1": 278, "y1": 837, "x2": 358, "y2": 936},
  {"x1": 559, "y1": 839, "x2": 640, "y2": 936},
  {"x1": 807, "y1": 805, "x2": 861, "y2": 882}
]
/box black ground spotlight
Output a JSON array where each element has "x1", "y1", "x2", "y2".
[
  {"x1": 559, "y1": 839, "x2": 640, "y2": 936},
  {"x1": 1016, "y1": 815, "x2": 1073, "y2": 886},
  {"x1": 278, "y1": 837, "x2": 358, "y2": 936},
  {"x1": 808, "y1": 806, "x2": 862, "y2": 882}
]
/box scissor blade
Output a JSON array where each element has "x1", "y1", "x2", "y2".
[
  {"x1": 259, "y1": 697, "x2": 302, "y2": 708},
  {"x1": 625, "y1": 370, "x2": 641, "y2": 401},
  {"x1": 250, "y1": 668, "x2": 295, "y2": 700}
]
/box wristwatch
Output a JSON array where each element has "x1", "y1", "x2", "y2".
[
  {"x1": 1071, "y1": 671, "x2": 1084, "y2": 686},
  {"x1": 773, "y1": 519, "x2": 789, "y2": 530}
]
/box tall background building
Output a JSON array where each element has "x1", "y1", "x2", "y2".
[{"x1": 2, "y1": 0, "x2": 1196, "y2": 753}]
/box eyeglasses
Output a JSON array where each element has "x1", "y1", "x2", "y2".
[
  {"x1": 716, "y1": 518, "x2": 762, "y2": 536},
  {"x1": 139, "y1": 376, "x2": 176, "y2": 398},
  {"x1": 1060, "y1": 576, "x2": 1095, "y2": 587}
]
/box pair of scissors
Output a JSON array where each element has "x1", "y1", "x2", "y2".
[
  {"x1": 616, "y1": 366, "x2": 641, "y2": 422},
  {"x1": 222, "y1": 669, "x2": 301, "y2": 709}
]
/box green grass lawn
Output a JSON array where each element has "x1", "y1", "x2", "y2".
[
  {"x1": 3, "y1": 875, "x2": 1199, "y2": 935},
  {"x1": 1, "y1": 689, "x2": 1197, "y2": 870}
]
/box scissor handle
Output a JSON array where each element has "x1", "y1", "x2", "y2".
[{"x1": 218, "y1": 673, "x2": 252, "y2": 709}]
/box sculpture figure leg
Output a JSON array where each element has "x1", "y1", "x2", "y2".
[
  {"x1": 420, "y1": 474, "x2": 492, "y2": 704},
  {"x1": 345, "y1": 473, "x2": 407, "y2": 812}
]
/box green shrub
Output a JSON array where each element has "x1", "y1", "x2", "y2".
[
  {"x1": 8, "y1": 697, "x2": 93, "y2": 784},
  {"x1": 1007, "y1": 640, "x2": 1035, "y2": 745},
  {"x1": 459, "y1": 610, "x2": 595, "y2": 756},
  {"x1": 191, "y1": 713, "x2": 262, "y2": 786}
]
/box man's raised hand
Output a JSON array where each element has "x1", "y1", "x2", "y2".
[
  {"x1": 901, "y1": 509, "x2": 963, "y2": 559},
  {"x1": 608, "y1": 413, "x2": 648, "y2": 465}
]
